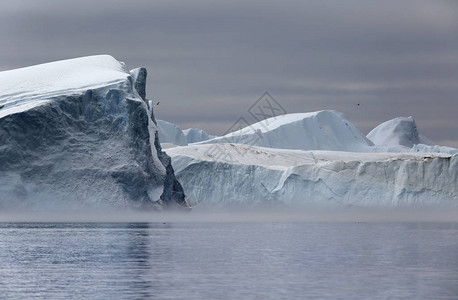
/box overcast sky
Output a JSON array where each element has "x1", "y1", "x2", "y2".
[{"x1": 1, "y1": 0, "x2": 457, "y2": 146}]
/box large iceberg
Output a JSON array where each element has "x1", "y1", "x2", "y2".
[
  {"x1": 166, "y1": 111, "x2": 458, "y2": 207},
  {"x1": 0, "y1": 55, "x2": 189, "y2": 210}
]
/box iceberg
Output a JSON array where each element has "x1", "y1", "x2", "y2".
[
  {"x1": 0, "y1": 55, "x2": 189, "y2": 210},
  {"x1": 183, "y1": 128, "x2": 215, "y2": 144},
  {"x1": 166, "y1": 111, "x2": 458, "y2": 207},
  {"x1": 157, "y1": 121, "x2": 215, "y2": 146},
  {"x1": 157, "y1": 119, "x2": 188, "y2": 146}
]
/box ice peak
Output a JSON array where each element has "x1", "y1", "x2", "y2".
[
  {"x1": 201, "y1": 110, "x2": 374, "y2": 152},
  {"x1": 367, "y1": 116, "x2": 434, "y2": 147}
]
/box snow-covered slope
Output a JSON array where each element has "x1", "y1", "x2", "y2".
[
  {"x1": 157, "y1": 120, "x2": 188, "y2": 146},
  {"x1": 183, "y1": 128, "x2": 215, "y2": 143},
  {"x1": 199, "y1": 111, "x2": 374, "y2": 152},
  {"x1": 0, "y1": 55, "x2": 130, "y2": 119},
  {"x1": 367, "y1": 116, "x2": 434, "y2": 147},
  {"x1": 168, "y1": 143, "x2": 458, "y2": 207},
  {"x1": 368, "y1": 117, "x2": 458, "y2": 155},
  {"x1": 0, "y1": 55, "x2": 188, "y2": 210}
]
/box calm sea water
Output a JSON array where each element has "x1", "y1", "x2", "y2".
[{"x1": 0, "y1": 222, "x2": 457, "y2": 299}]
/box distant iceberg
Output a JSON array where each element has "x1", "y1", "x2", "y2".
[
  {"x1": 0, "y1": 55, "x2": 189, "y2": 210},
  {"x1": 183, "y1": 128, "x2": 215, "y2": 144},
  {"x1": 157, "y1": 119, "x2": 188, "y2": 146},
  {"x1": 156, "y1": 120, "x2": 215, "y2": 146}
]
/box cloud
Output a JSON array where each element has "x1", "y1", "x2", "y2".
[{"x1": 0, "y1": 0, "x2": 457, "y2": 146}]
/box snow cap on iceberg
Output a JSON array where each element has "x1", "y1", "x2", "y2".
[
  {"x1": 0, "y1": 55, "x2": 131, "y2": 119},
  {"x1": 200, "y1": 110, "x2": 374, "y2": 152},
  {"x1": 367, "y1": 116, "x2": 434, "y2": 148}
]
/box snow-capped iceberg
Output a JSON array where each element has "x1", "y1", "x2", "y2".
[
  {"x1": 157, "y1": 119, "x2": 188, "y2": 146},
  {"x1": 165, "y1": 111, "x2": 458, "y2": 207},
  {"x1": 199, "y1": 111, "x2": 375, "y2": 152},
  {"x1": 0, "y1": 55, "x2": 189, "y2": 210},
  {"x1": 183, "y1": 128, "x2": 215, "y2": 144}
]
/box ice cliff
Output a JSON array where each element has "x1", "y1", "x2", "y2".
[
  {"x1": 169, "y1": 144, "x2": 457, "y2": 207},
  {"x1": 0, "y1": 55, "x2": 189, "y2": 210}
]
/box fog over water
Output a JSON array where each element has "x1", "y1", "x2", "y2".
[{"x1": 2, "y1": 206, "x2": 458, "y2": 223}]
